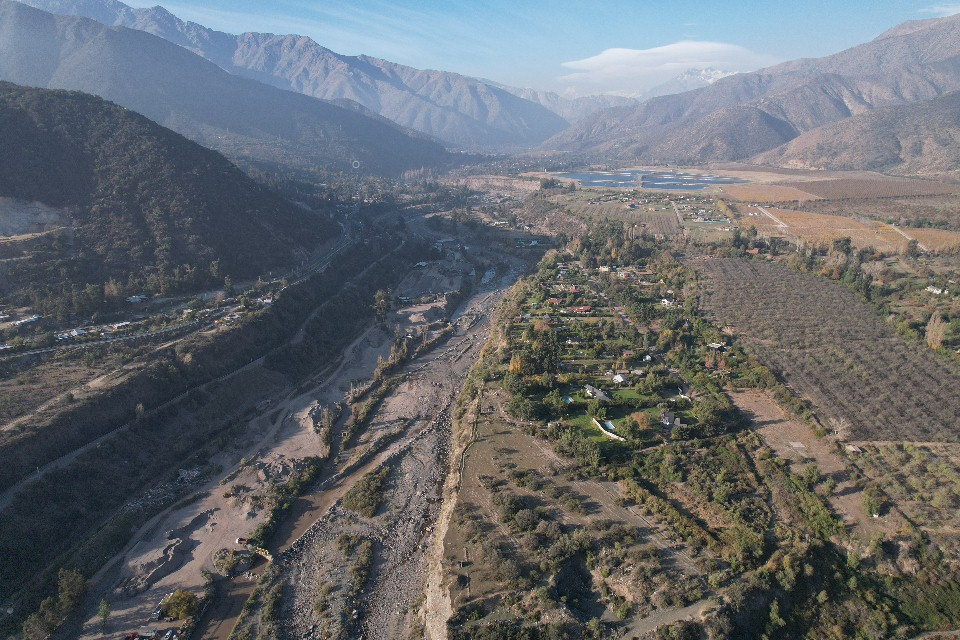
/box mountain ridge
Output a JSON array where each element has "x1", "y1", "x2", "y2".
[
  {"x1": 17, "y1": 0, "x2": 574, "y2": 149},
  {"x1": 543, "y1": 12, "x2": 960, "y2": 172},
  {"x1": 0, "y1": 0, "x2": 452, "y2": 175},
  {"x1": 753, "y1": 89, "x2": 960, "y2": 177}
]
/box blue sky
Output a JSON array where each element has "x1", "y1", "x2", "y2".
[{"x1": 127, "y1": 0, "x2": 960, "y2": 96}]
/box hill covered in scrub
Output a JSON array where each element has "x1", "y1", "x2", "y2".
[{"x1": 0, "y1": 82, "x2": 337, "y2": 315}]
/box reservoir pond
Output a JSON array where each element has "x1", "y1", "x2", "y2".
[{"x1": 551, "y1": 170, "x2": 745, "y2": 191}]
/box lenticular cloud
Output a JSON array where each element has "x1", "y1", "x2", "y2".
[{"x1": 559, "y1": 40, "x2": 777, "y2": 95}]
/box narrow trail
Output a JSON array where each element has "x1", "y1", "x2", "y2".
[
  {"x1": 756, "y1": 205, "x2": 787, "y2": 228},
  {"x1": 0, "y1": 239, "x2": 399, "y2": 513},
  {"x1": 888, "y1": 224, "x2": 929, "y2": 252},
  {"x1": 626, "y1": 597, "x2": 715, "y2": 637}
]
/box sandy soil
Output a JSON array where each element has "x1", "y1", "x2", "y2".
[
  {"x1": 68, "y1": 235, "x2": 521, "y2": 639},
  {"x1": 277, "y1": 269, "x2": 515, "y2": 640}
]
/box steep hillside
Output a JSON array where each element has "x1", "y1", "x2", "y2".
[
  {"x1": 0, "y1": 0, "x2": 451, "y2": 175},
  {"x1": 754, "y1": 90, "x2": 960, "y2": 177},
  {"x1": 545, "y1": 12, "x2": 960, "y2": 168},
  {"x1": 0, "y1": 82, "x2": 336, "y2": 312},
  {"x1": 17, "y1": 0, "x2": 571, "y2": 149}
]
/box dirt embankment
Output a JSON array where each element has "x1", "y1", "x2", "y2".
[
  {"x1": 276, "y1": 280, "x2": 509, "y2": 640},
  {"x1": 66, "y1": 236, "x2": 526, "y2": 640}
]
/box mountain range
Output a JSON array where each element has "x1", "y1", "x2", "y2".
[
  {"x1": 754, "y1": 89, "x2": 960, "y2": 177},
  {"x1": 0, "y1": 0, "x2": 452, "y2": 175},
  {"x1": 14, "y1": 0, "x2": 576, "y2": 149},
  {"x1": 633, "y1": 68, "x2": 736, "y2": 102},
  {"x1": 5, "y1": 0, "x2": 960, "y2": 178},
  {"x1": 0, "y1": 81, "x2": 336, "y2": 310},
  {"x1": 544, "y1": 13, "x2": 960, "y2": 176}
]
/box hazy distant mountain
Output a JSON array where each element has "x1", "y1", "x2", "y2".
[
  {"x1": 544, "y1": 13, "x2": 960, "y2": 170},
  {"x1": 484, "y1": 82, "x2": 639, "y2": 123},
  {"x1": 0, "y1": 1, "x2": 451, "y2": 175},
  {"x1": 754, "y1": 90, "x2": 960, "y2": 177},
  {"x1": 0, "y1": 81, "x2": 336, "y2": 304},
  {"x1": 16, "y1": 0, "x2": 571, "y2": 150},
  {"x1": 634, "y1": 68, "x2": 736, "y2": 102}
]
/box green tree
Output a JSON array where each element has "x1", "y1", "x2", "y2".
[
  {"x1": 587, "y1": 399, "x2": 607, "y2": 420},
  {"x1": 543, "y1": 388, "x2": 568, "y2": 418},
  {"x1": 905, "y1": 238, "x2": 921, "y2": 258},
  {"x1": 98, "y1": 598, "x2": 111, "y2": 632},
  {"x1": 56, "y1": 568, "x2": 86, "y2": 612},
  {"x1": 373, "y1": 289, "x2": 392, "y2": 324},
  {"x1": 162, "y1": 589, "x2": 200, "y2": 620}
]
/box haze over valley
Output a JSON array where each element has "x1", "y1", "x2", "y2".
[{"x1": 2, "y1": 2, "x2": 960, "y2": 639}]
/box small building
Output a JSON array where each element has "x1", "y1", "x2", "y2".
[
  {"x1": 584, "y1": 385, "x2": 611, "y2": 402},
  {"x1": 612, "y1": 374, "x2": 627, "y2": 385},
  {"x1": 661, "y1": 411, "x2": 676, "y2": 426}
]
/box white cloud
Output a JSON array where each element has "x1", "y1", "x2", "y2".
[
  {"x1": 559, "y1": 41, "x2": 778, "y2": 96},
  {"x1": 919, "y1": 4, "x2": 960, "y2": 16}
]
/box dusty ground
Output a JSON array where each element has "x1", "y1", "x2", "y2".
[
  {"x1": 0, "y1": 197, "x2": 70, "y2": 236},
  {"x1": 75, "y1": 372, "x2": 326, "y2": 640},
  {"x1": 731, "y1": 390, "x2": 904, "y2": 540},
  {"x1": 435, "y1": 381, "x2": 711, "y2": 636},
  {"x1": 66, "y1": 232, "x2": 527, "y2": 639},
  {"x1": 0, "y1": 355, "x2": 119, "y2": 428},
  {"x1": 277, "y1": 273, "x2": 514, "y2": 640}
]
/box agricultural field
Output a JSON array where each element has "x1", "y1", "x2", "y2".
[
  {"x1": 735, "y1": 205, "x2": 960, "y2": 254},
  {"x1": 444, "y1": 225, "x2": 960, "y2": 638},
  {"x1": 719, "y1": 183, "x2": 821, "y2": 203},
  {"x1": 795, "y1": 194, "x2": 960, "y2": 232},
  {"x1": 557, "y1": 196, "x2": 682, "y2": 237},
  {"x1": 551, "y1": 189, "x2": 735, "y2": 242},
  {"x1": 780, "y1": 177, "x2": 960, "y2": 200},
  {"x1": 698, "y1": 257, "x2": 960, "y2": 442},
  {"x1": 902, "y1": 227, "x2": 960, "y2": 253}
]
